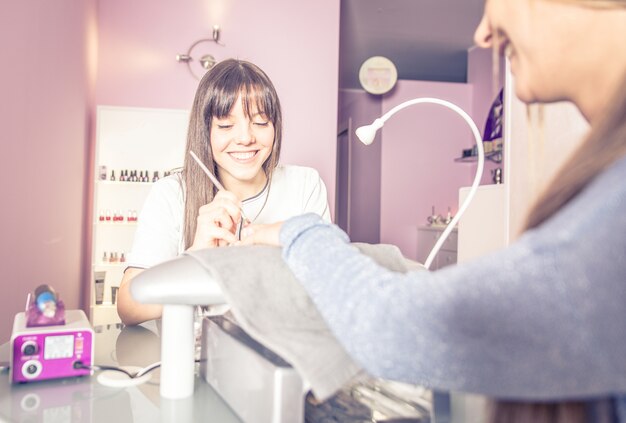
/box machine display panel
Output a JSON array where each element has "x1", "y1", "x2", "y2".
[{"x1": 44, "y1": 335, "x2": 74, "y2": 359}]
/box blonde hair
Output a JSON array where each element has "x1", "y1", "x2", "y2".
[
  {"x1": 548, "y1": 0, "x2": 626, "y2": 7},
  {"x1": 487, "y1": 1, "x2": 626, "y2": 420},
  {"x1": 524, "y1": 76, "x2": 626, "y2": 229},
  {"x1": 488, "y1": 74, "x2": 626, "y2": 423}
]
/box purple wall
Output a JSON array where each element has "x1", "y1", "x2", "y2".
[
  {"x1": 95, "y1": 0, "x2": 340, "y2": 212},
  {"x1": 0, "y1": 0, "x2": 339, "y2": 342},
  {"x1": 0, "y1": 1, "x2": 97, "y2": 342},
  {"x1": 337, "y1": 89, "x2": 382, "y2": 244},
  {"x1": 380, "y1": 81, "x2": 474, "y2": 259}
]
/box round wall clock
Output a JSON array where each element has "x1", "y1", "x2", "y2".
[{"x1": 358, "y1": 56, "x2": 398, "y2": 95}]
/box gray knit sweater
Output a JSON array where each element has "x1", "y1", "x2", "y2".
[{"x1": 279, "y1": 155, "x2": 626, "y2": 404}]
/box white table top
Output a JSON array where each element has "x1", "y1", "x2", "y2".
[{"x1": 0, "y1": 321, "x2": 241, "y2": 423}]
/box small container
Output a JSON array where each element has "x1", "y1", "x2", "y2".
[
  {"x1": 111, "y1": 287, "x2": 119, "y2": 305},
  {"x1": 94, "y1": 271, "x2": 106, "y2": 305},
  {"x1": 98, "y1": 165, "x2": 108, "y2": 181}
]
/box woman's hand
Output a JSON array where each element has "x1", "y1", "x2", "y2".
[
  {"x1": 189, "y1": 190, "x2": 242, "y2": 249},
  {"x1": 238, "y1": 221, "x2": 283, "y2": 246}
]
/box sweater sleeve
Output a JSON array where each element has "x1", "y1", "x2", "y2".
[{"x1": 278, "y1": 162, "x2": 626, "y2": 400}]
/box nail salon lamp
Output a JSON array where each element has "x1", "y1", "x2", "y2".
[
  {"x1": 131, "y1": 256, "x2": 226, "y2": 399},
  {"x1": 355, "y1": 97, "x2": 485, "y2": 269},
  {"x1": 130, "y1": 98, "x2": 484, "y2": 401}
]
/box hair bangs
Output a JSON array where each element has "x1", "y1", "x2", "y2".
[{"x1": 239, "y1": 83, "x2": 278, "y2": 122}]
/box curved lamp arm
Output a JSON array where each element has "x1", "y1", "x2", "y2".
[{"x1": 355, "y1": 97, "x2": 485, "y2": 270}]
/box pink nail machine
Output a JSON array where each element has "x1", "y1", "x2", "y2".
[{"x1": 10, "y1": 285, "x2": 94, "y2": 383}]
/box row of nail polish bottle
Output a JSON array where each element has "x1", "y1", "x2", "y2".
[
  {"x1": 102, "y1": 251, "x2": 126, "y2": 264},
  {"x1": 98, "y1": 209, "x2": 138, "y2": 222},
  {"x1": 108, "y1": 170, "x2": 172, "y2": 183}
]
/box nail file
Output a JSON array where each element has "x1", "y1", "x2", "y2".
[{"x1": 189, "y1": 151, "x2": 249, "y2": 238}]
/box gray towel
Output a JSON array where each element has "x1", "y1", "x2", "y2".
[{"x1": 186, "y1": 243, "x2": 424, "y2": 401}]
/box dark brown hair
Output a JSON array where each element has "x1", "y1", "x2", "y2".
[{"x1": 181, "y1": 58, "x2": 282, "y2": 249}]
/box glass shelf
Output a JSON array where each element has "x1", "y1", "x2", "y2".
[
  {"x1": 93, "y1": 221, "x2": 138, "y2": 226},
  {"x1": 95, "y1": 180, "x2": 155, "y2": 186},
  {"x1": 454, "y1": 150, "x2": 502, "y2": 164}
]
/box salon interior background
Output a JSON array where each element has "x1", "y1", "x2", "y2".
[{"x1": 0, "y1": 0, "x2": 491, "y2": 342}]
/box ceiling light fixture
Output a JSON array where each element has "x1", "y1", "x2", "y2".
[{"x1": 176, "y1": 25, "x2": 224, "y2": 80}]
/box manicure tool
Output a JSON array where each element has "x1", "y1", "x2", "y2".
[{"x1": 189, "y1": 151, "x2": 249, "y2": 240}]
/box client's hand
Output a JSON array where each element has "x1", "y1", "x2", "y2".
[
  {"x1": 189, "y1": 190, "x2": 242, "y2": 249},
  {"x1": 238, "y1": 222, "x2": 283, "y2": 246}
]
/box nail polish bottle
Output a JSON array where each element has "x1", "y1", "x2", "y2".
[
  {"x1": 105, "y1": 209, "x2": 112, "y2": 221},
  {"x1": 120, "y1": 252, "x2": 126, "y2": 263},
  {"x1": 99, "y1": 210, "x2": 105, "y2": 221},
  {"x1": 110, "y1": 170, "x2": 116, "y2": 181},
  {"x1": 102, "y1": 251, "x2": 107, "y2": 263},
  {"x1": 152, "y1": 171, "x2": 159, "y2": 182}
]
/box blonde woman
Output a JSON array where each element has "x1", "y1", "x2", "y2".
[{"x1": 242, "y1": 1, "x2": 626, "y2": 421}]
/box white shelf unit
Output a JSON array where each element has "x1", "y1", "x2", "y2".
[
  {"x1": 91, "y1": 106, "x2": 189, "y2": 326},
  {"x1": 416, "y1": 226, "x2": 458, "y2": 270}
]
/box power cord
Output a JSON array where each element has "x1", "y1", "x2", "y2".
[{"x1": 74, "y1": 361, "x2": 161, "y2": 379}]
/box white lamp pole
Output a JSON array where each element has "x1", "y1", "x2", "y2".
[{"x1": 355, "y1": 97, "x2": 485, "y2": 270}]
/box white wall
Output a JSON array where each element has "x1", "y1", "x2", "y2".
[{"x1": 504, "y1": 65, "x2": 589, "y2": 239}]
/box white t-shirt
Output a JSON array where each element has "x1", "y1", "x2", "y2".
[{"x1": 127, "y1": 164, "x2": 331, "y2": 269}]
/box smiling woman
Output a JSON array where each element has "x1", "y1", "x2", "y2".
[
  {"x1": 238, "y1": 1, "x2": 626, "y2": 422},
  {"x1": 116, "y1": 59, "x2": 332, "y2": 326}
]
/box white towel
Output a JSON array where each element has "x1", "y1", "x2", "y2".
[{"x1": 186, "y1": 243, "x2": 424, "y2": 401}]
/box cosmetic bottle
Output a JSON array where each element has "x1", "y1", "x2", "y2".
[
  {"x1": 426, "y1": 206, "x2": 442, "y2": 226},
  {"x1": 152, "y1": 171, "x2": 160, "y2": 182},
  {"x1": 120, "y1": 252, "x2": 126, "y2": 263},
  {"x1": 102, "y1": 251, "x2": 107, "y2": 263},
  {"x1": 144, "y1": 170, "x2": 149, "y2": 182},
  {"x1": 444, "y1": 207, "x2": 453, "y2": 225},
  {"x1": 110, "y1": 170, "x2": 116, "y2": 181},
  {"x1": 98, "y1": 165, "x2": 107, "y2": 181},
  {"x1": 105, "y1": 210, "x2": 112, "y2": 221}
]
